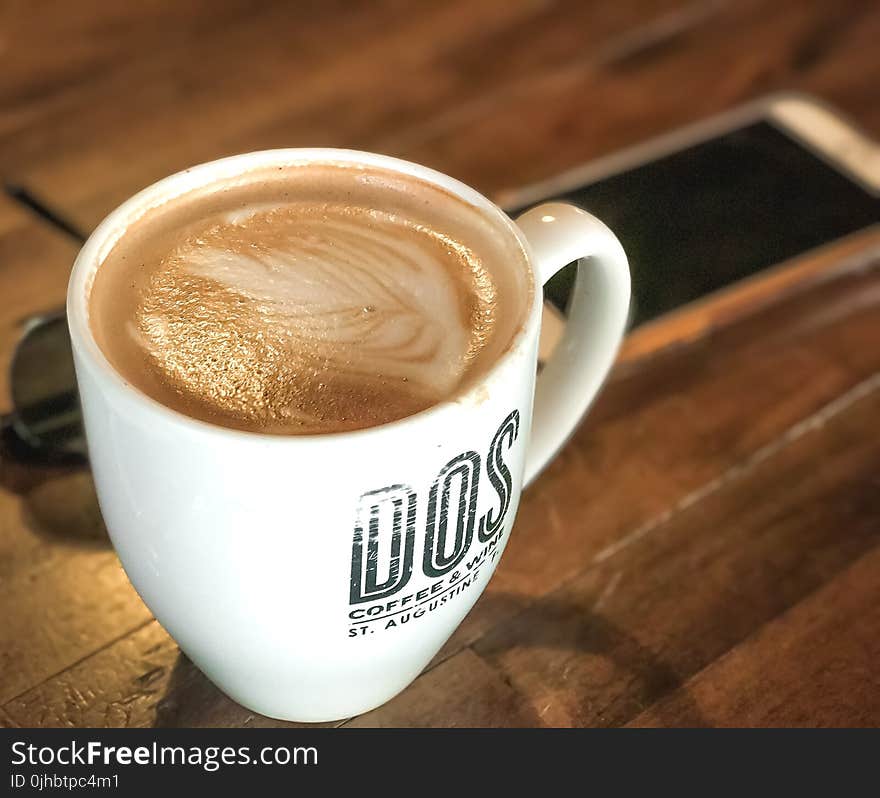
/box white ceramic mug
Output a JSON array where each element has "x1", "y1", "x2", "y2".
[{"x1": 67, "y1": 149, "x2": 630, "y2": 722}]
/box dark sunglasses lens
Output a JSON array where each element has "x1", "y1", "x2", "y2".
[{"x1": 9, "y1": 313, "x2": 85, "y2": 461}]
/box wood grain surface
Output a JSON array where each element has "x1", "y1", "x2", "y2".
[
  {"x1": 629, "y1": 546, "x2": 880, "y2": 727},
  {"x1": 0, "y1": 0, "x2": 877, "y2": 727}
]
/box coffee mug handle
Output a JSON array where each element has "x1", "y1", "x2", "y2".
[{"x1": 515, "y1": 202, "x2": 631, "y2": 486}]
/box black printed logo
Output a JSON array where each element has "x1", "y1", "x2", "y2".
[{"x1": 349, "y1": 410, "x2": 521, "y2": 605}]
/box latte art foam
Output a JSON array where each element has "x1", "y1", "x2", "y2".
[
  {"x1": 89, "y1": 162, "x2": 530, "y2": 434},
  {"x1": 135, "y1": 205, "x2": 496, "y2": 431}
]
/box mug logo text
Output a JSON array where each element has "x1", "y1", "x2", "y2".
[{"x1": 350, "y1": 410, "x2": 520, "y2": 605}]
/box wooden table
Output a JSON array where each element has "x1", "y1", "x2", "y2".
[{"x1": 0, "y1": 0, "x2": 878, "y2": 728}]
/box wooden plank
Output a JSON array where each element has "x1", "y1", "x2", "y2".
[
  {"x1": 469, "y1": 378, "x2": 880, "y2": 727},
  {"x1": 9, "y1": 1, "x2": 878, "y2": 232},
  {"x1": 0, "y1": 0, "x2": 435, "y2": 176},
  {"x1": 628, "y1": 546, "x2": 880, "y2": 727},
  {"x1": 3, "y1": 620, "x2": 331, "y2": 728},
  {"x1": 0, "y1": 200, "x2": 132, "y2": 706},
  {"x1": 432, "y1": 250, "x2": 880, "y2": 665},
  {"x1": 383, "y1": 0, "x2": 880, "y2": 197},
  {"x1": 0, "y1": 0, "x2": 700, "y2": 231},
  {"x1": 0, "y1": 540, "x2": 151, "y2": 706},
  {"x1": 4, "y1": 1, "x2": 876, "y2": 259},
  {"x1": 0, "y1": 195, "x2": 79, "y2": 404},
  {"x1": 345, "y1": 648, "x2": 538, "y2": 728},
  {"x1": 0, "y1": 0, "x2": 265, "y2": 122},
  {"x1": 0, "y1": 707, "x2": 15, "y2": 727}
]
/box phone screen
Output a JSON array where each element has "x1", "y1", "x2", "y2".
[{"x1": 524, "y1": 121, "x2": 879, "y2": 324}]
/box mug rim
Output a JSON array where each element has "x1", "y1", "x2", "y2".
[{"x1": 66, "y1": 147, "x2": 543, "y2": 444}]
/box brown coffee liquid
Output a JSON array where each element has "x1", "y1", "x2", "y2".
[{"x1": 89, "y1": 162, "x2": 531, "y2": 434}]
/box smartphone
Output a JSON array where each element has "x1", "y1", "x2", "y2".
[{"x1": 507, "y1": 93, "x2": 880, "y2": 360}]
